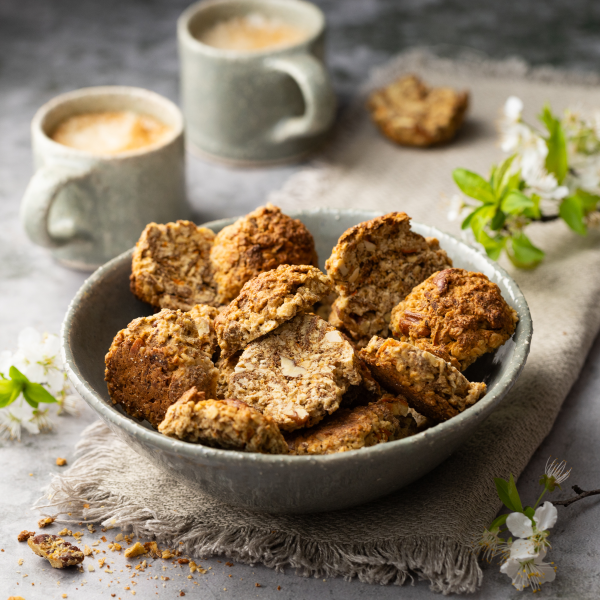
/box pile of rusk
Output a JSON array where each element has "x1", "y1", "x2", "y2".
[{"x1": 105, "y1": 204, "x2": 518, "y2": 455}]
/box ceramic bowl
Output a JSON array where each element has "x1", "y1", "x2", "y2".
[{"x1": 61, "y1": 208, "x2": 532, "y2": 514}]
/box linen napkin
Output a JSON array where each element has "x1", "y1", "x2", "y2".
[{"x1": 38, "y1": 50, "x2": 600, "y2": 594}]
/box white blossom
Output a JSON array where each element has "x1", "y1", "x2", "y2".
[
  {"x1": 504, "y1": 96, "x2": 524, "y2": 123},
  {"x1": 506, "y1": 502, "x2": 557, "y2": 540},
  {"x1": 500, "y1": 546, "x2": 556, "y2": 592},
  {"x1": 0, "y1": 328, "x2": 78, "y2": 441},
  {"x1": 0, "y1": 399, "x2": 40, "y2": 440}
]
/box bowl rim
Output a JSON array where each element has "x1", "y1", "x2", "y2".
[{"x1": 61, "y1": 207, "x2": 532, "y2": 466}]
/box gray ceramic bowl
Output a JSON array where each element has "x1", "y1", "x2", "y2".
[{"x1": 62, "y1": 208, "x2": 532, "y2": 514}]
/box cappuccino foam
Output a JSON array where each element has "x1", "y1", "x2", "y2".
[
  {"x1": 51, "y1": 111, "x2": 172, "y2": 155},
  {"x1": 199, "y1": 13, "x2": 307, "y2": 52}
]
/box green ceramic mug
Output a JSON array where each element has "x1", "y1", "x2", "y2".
[
  {"x1": 20, "y1": 86, "x2": 188, "y2": 271},
  {"x1": 178, "y1": 0, "x2": 336, "y2": 165}
]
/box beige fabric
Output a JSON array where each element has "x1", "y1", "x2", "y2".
[{"x1": 39, "y1": 51, "x2": 600, "y2": 594}]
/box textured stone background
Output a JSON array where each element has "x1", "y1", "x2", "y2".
[{"x1": 1, "y1": 0, "x2": 599, "y2": 597}]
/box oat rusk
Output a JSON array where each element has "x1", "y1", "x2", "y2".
[
  {"x1": 210, "y1": 204, "x2": 319, "y2": 304},
  {"x1": 367, "y1": 74, "x2": 469, "y2": 147},
  {"x1": 105, "y1": 308, "x2": 218, "y2": 428},
  {"x1": 390, "y1": 268, "x2": 519, "y2": 370},
  {"x1": 360, "y1": 337, "x2": 486, "y2": 422},
  {"x1": 286, "y1": 395, "x2": 418, "y2": 455},
  {"x1": 159, "y1": 387, "x2": 288, "y2": 454},
  {"x1": 326, "y1": 212, "x2": 452, "y2": 344},
  {"x1": 130, "y1": 220, "x2": 218, "y2": 311},
  {"x1": 229, "y1": 314, "x2": 362, "y2": 432},
  {"x1": 215, "y1": 264, "x2": 332, "y2": 359}
]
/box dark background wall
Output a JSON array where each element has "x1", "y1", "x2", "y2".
[{"x1": 2, "y1": 0, "x2": 600, "y2": 106}]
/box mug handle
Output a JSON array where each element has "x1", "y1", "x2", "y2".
[
  {"x1": 266, "y1": 54, "x2": 336, "y2": 143},
  {"x1": 20, "y1": 164, "x2": 92, "y2": 249}
]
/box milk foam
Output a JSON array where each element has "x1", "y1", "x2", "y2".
[
  {"x1": 51, "y1": 111, "x2": 172, "y2": 155},
  {"x1": 199, "y1": 13, "x2": 307, "y2": 51}
]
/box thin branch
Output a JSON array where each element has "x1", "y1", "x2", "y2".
[
  {"x1": 553, "y1": 485, "x2": 600, "y2": 507},
  {"x1": 538, "y1": 214, "x2": 560, "y2": 223}
]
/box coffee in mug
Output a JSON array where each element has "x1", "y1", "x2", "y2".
[
  {"x1": 199, "y1": 13, "x2": 307, "y2": 51},
  {"x1": 21, "y1": 86, "x2": 188, "y2": 270},
  {"x1": 51, "y1": 111, "x2": 173, "y2": 155},
  {"x1": 178, "y1": 0, "x2": 336, "y2": 165}
]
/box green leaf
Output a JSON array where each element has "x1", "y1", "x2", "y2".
[
  {"x1": 491, "y1": 155, "x2": 517, "y2": 196},
  {"x1": 508, "y1": 474, "x2": 524, "y2": 513},
  {"x1": 0, "y1": 379, "x2": 18, "y2": 408},
  {"x1": 9, "y1": 366, "x2": 28, "y2": 384},
  {"x1": 501, "y1": 190, "x2": 536, "y2": 215},
  {"x1": 559, "y1": 196, "x2": 586, "y2": 235},
  {"x1": 494, "y1": 477, "x2": 518, "y2": 512},
  {"x1": 573, "y1": 189, "x2": 600, "y2": 213},
  {"x1": 478, "y1": 231, "x2": 505, "y2": 261},
  {"x1": 23, "y1": 382, "x2": 57, "y2": 405},
  {"x1": 490, "y1": 210, "x2": 506, "y2": 231},
  {"x1": 539, "y1": 104, "x2": 568, "y2": 184},
  {"x1": 470, "y1": 205, "x2": 497, "y2": 237},
  {"x1": 507, "y1": 232, "x2": 545, "y2": 269},
  {"x1": 489, "y1": 513, "x2": 509, "y2": 531},
  {"x1": 524, "y1": 506, "x2": 535, "y2": 519},
  {"x1": 523, "y1": 195, "x2": 542, "y2": 220},
  {"x1": 453, "y1": 169, "x2": 496, "y2": 204}
]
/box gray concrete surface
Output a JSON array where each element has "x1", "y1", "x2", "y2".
[{"x1": 1, "y1": 0, "x2": 600, "y2": 597}]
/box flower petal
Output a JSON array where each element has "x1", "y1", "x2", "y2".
[
  {"x1": 509, "y1": 538, "x2": 538, "y2": 561},
  {"x1": 534, "y1": 561, "x2": 557, "y2": 584},
  {"x1": 504, "y1": 96, "x2": 524, "y2": 122},
  {"x1": 534, "y1": 502, "x2": 557, "y2": 532},
  {"x1": 506, "y1": 512, "x2": 534, "y2": 539},
  {"x1": 500, "y1": 557, "x2": 520, "y2": 579},
  {"x1": 500, "y1": 557, "x2": 528, "y2": 591}
]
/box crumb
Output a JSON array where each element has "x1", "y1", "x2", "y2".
[
  {"x1": 115, "y1": 534, "x2": 124, "y2": 542},
  {"x1": 101, "y1": 536, "x2": 107, "y2": 542},
  {"x1": 18, "y1": 558, "x2": 24, "y2": 565},
  {"x1": 27, "y1": 534, "x2": 84, "y2": 569},
  {"x1": 18, "y1": 531, "x2": 35, "y2": 542},
  {"x1": 161, "y1": 550, "x2": 173, "y2": 560},
  {"x1": 277, "y1": 586, "x2": 281, "y2": 590},
  {"x1": 58, "y1": 528, "x2": 72, "y2": 537},
  {"x1": 225, "y1": 562, "x2": 233, "y2": 567},
  {"x1": 56, "y1": 457, "x2": 67, "y2": 466},
  {"x1": 256, "y1": 583, "x2": 261, "y2": 587},
  {"x1": 177, "y1": 558, "x2": 189, "y2": 564},
  {"x1": 38, "y1": 517, "x2": 54, "y2": 528},
  {"x1": 88, "y1": 564, "x2": 96, "y2": 572}
]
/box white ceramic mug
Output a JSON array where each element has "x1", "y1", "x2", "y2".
[
  {"x1": 21, "y1": 86, "x2": 189, "y2": 271},
  {"x1": 178, "y1": 0, "x2": 336, "y2": 165}
]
